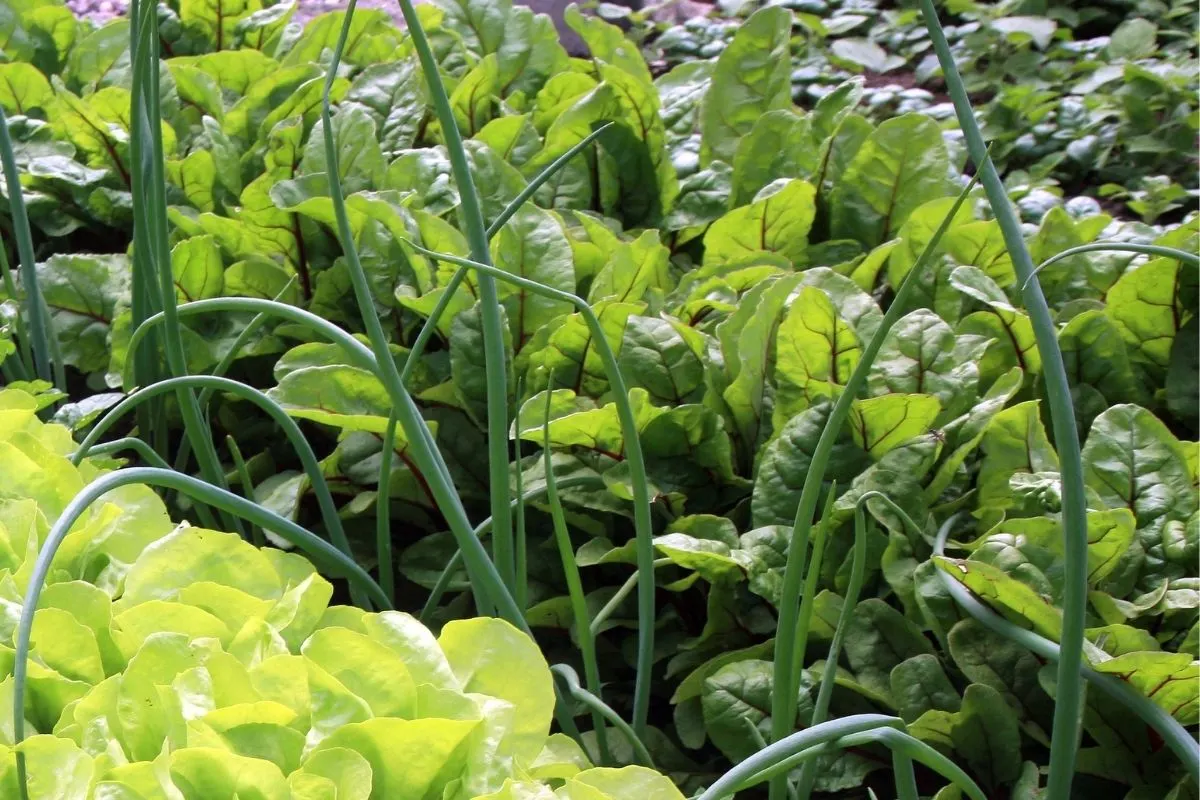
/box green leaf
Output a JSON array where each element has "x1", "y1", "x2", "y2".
[
  {"x1": 491, "y1": 206, "x2": 576, "y2": 351},
  {"x1": 935, "y1": 556, "x2": 1062, "y2": 640},
  {"x1": 0, "y1": 63, "x2": 53, "y2": 116},
  {"x1": 32, "y1": 253, "x2": 130, "y2": 375},
  {"x1": 752, "y1": 402, "x2": 871, "y2": 527},
  {"x1": 868, "y1": 309, "x2": 983, "y2": 421},
  {"x1": 889, "y1": 654, "x2": 961, "y2": 723},
  {"x1": 1106, "y1": 256, "x2": 1197, "y2": 384},
  {"x1": 1082, "y1": 404, "x2": 1196, "y2": 554},
  {"x1": 344, "y1": 60, "x2": 427, "y2": 158},
  {"x1": 179, "y1": 0, "x2": 263, "y2": 52},
  {"x1": 848, "y1": 394, "x2": 941, "y2": 459},
  {"x1": 300, "y1": 105, "x2": 386, "y2": 194},
  {"x1": 1109, "y1": 18, "x2": 1158, "y2": 60},
  {"x1": 1091, "y1": 651, "x2": 1198, "y2": 725},
  {"x1": 563, "y1": 4, "x2": 652, "y2": 87},
  {"x1": 268, "y1": 365, "x2": 394, "y2": 434},
  {"x1": 773, "y1": 286, "x2": 861, "y2": 428},
  {"x1": 310, "y1": 717, "x2": 478, "y2": 798},
  {"x1": 439, "y1": 617, "x2": 555, "y2": 762},
  {"x1": 621, "y1": 315, "x2": 707, "y2": 406},
  {"x1": 950, "y1": 684, "x2": 1024, "y2": 791},
  {"x1": 702, "y1": 179, "x2": 817, "y2": 267},
  {"x1": 729, "y1": 110, "x2": 813, "y2": 207},
  {"x1": 843, "y1": 598, "x2": 935, "y2": 697},
  {"x1": 699, "y1": 7, "x2": 793, "y2": 166},
  {"x1": 829, "y1": 114, "x2": 955, "y2": 248},
  {"x1": 717, "y1": 273, "x2": 804, "y2": 460}
]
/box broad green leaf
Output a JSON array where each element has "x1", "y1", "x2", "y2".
[
  {"x1": 729, "y1": 110, "x2": 813, "y2": 207},
  {"x1": 568, "y1": 766, "x2": 686, "y2": 800},
  {"x1": 268, "y1": 365, "x2": 393, "y2": 434},
  {"x1": 950, "y1": 684, "x2": 1024, "y2": 791},
  {"x1": 491, "y1": 206, "x2": 576, "y2": 351},
  {"x1": 773, "y1": 286, "x2": 861, "y2": 428},
  {"x1": 975, "y1": 401, "x2": 1059, "y2": 527},
  {"x1": 1106, "y1": 256, "x2": 1197, "y2": 384},
  {"x1": 563, "y1": 4, "x2": 652, "y2": 87},
  {"x1": 1082, "y1": 404, "x2": 1196, "y2": 557},
  {"x1": 1091, "y1": 651, "x2": 1199, "y2": 725},
  {"x1": 752, "y1": 402, "x2": 871, "y2": 527},
  {"x1": 439, "y1": 617, "x2": 555, "y2": 762},
  {"x1": 301, "y1": 627, "x2": 418, "y2": 718},
  {"x1": 867, "y1": 309, "x2": 982, "y2": 420},
  {"x1": 344, "y1": 59, "x2": 427, "y2": 158},
  {"x1": 935, "y1": 556, "x2": 1062, "y2": 640},
  {"x1": 843, "y1": 598, "x2": 935, "y2": 697},
  {"x1": 179, "y1": 0, "x2": 263, "y2": 52},
  {"x1": 0, "y1": 63, "x2": 53, "y2": 116},
  {"x1": 718, "y1": 273, "x2": 804, "y2": 460},
  {"x1": 699, "y1": 7, "x2": 793, "y2": 165},
  {"x1": 890, "y1": 654, "x2": 960, "y2": 723},
  {"x1": 621, "y1": 315, "x2": 707, "y2": 406},
  {"x1": 283, "y1": 10, "x2": 400, "y2": 67},
  {"x1": 830, "y1": 114, "x2": 955, "y2": 248},
  {"x1": 848, "y1": 394, "x2": 941, "y2": 459},
  {"x1": 703, "y1": 179, "x2": 817, "y2": 267}
]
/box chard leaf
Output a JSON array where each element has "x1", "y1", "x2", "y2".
[
  {"x1": 703, "y1": 178, "x2": 816, "y2": 267},
  {"x1": 699, "y1": 7, "x2": 793, "y2": 166},
  {"x1": 829, "y1": 114, "x2": 955, "y2": 248},
  {"x1": 773, "y1": 286, "x2": 860, "y2": 428},
  {"x1": 729, "y1": 110, "x2": 812, "y2": 207},
  {"x1": 1082, "y1": 404, "x2": 1196, "y2": 561},
  {"x1": 890, "y1": 653, "x2": 961, "y2": 723},
  {"x1": 1106, "y1": 256, "x2": 1198, "y2": 385}
]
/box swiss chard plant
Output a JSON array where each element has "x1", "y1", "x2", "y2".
[{"x1": 0, "y1": 0, "x2": 1196, "y2": 798}]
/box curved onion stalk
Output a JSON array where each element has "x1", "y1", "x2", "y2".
[
  {"x1": 128, "y1": 0, "x2": 242, "y2": 536},
  {"x1": 932, "y1": 517, "x2": 1200, "y2": 784},
  {"x1": 13, "y1": 467, "x2": 390, "y2": 799},
  {"x1": 0, "y1": 107, "x2": 53, "y2": 385},
  {"x1": 794, "y1": 495, "x2": 871, "y2": 800},
  {"x1": 1021, "y1": 242, "x2": 1200, "y2": 290},
  {"x1": 69, "y1": 374, "x2": 367, "y2": 606},
  {"x1": 701, "y1": 715, "x2": 904, "y2": 800},
  {"x1": 513, "y1": 379, "x2": 529, "y2": 610},
  {"x1": 542, "y1": 384, "x2": 610, "y2": 763},
  {"x1": 834, "y1": 728, "x2": 985, "y2": 800},
  {"x1": 918, "y1": 4, "x2": 1090, "y2": 796},
  {"x1": 419, "y1": 475, "x2": 608, "y2": 622},
  {"x1": 404, "y1": 240, "x2": 660, "y2": 733},
  {"x1": 892, "y1": 750, "x2": 920, "y2": 800},
  {"x1": 339, "y1": 0, "x2": 515, "y2": 601},
  {"x1": 551, "y1": 664, "x2": 653, "y2": 768},
  {"x1": 85, "y1": 437, "x2": 172, "y2": 470},
  {"x1": 768, "y1": 169, "x2": 982, "y2": 800}
]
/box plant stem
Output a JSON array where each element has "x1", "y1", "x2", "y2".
[
  {"x1": 403, "y1": 241, "x2": 659, "y2": 734},
  {"x1": 0, "y1": 108, "x2": 52, "y2": 385},
  {"x1": 226, "y1": 436, "x2": 264, "y2": 546},
  {"x1": 917, "y1": 5, "x2": 1089, "y2": 797},
  {"x1": 387, "y1": 0, "x2": 515, "y2": 599}
]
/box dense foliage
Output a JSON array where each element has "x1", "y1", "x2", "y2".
[
  {"x1": 641, "y1": 0, "x2": 1199, "y2": 223},
  {"x1": 0, "y1": 0, "x2": 1196, "y2": 798},
  {"x1": 0, "y1": 386, "x2": 684, "y2": 800}
]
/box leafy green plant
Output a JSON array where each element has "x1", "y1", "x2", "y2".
[{"x1": 0, "y1": 0, "x2": 1197, "y2": 798}]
